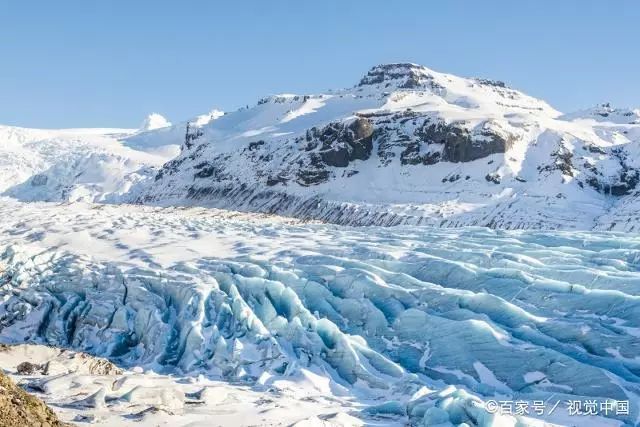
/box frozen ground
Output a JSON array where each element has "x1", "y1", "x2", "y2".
[
  {"x1": 0, "y1": 343, "x2": 368, "y2": 427},
  {"x1": 0, "y1": 199, "x2": 638, "y2": 426}
]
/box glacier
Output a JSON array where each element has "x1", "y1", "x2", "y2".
[{"x1": 0, "y1": 201, "x2": 638, "y2": 426}]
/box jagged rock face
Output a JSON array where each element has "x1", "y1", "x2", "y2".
[
  {"x1": 358, "y1": 63, "x2": 444, "y2": 91},
  {"x1": 315, "y1": 118, "x2": 374, "y2": 167},
  {"x1": 294, "y1": 118, "x2": 374, "y2": 185},
  {"x1": 415, "y1": 121, "x2": 514, "y2": 163}
]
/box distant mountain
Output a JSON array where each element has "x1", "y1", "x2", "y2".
[
  {"x1": 136, "y1": 63, "x2": 640, "y2": 230},
  {"x1": 561, "y1": 103, "x2": 640, "y2": 124},
  {"x1": 0, "y1": 107, "x2": 230, "y2": 203},
  {"x1": 0, "y1": 124, "x2": 150, "y2": 203}
]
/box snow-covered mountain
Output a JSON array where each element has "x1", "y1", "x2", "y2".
[
  {"x1": 134, "y1": 63, "x2": 640, "y2": 230},
  {"x1": 2, "y1": 63, "x2": 640, "y2": 231}
]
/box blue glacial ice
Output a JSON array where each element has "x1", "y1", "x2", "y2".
[{"x1": 1, "y1": 215, "x2": 640, "y2": 426}]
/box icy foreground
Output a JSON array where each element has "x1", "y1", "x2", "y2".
[{"x1": 0, "y1": 201, "x2": 638, "y2": 426}]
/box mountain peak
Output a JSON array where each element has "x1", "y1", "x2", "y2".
[
  {"x1": 140, "y1": 113, "x2": 171, "y2": 131},
  {"x1": 357, "y1": 63, "x2": 436, "y2": 89}
]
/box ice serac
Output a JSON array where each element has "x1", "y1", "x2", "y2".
[{"x1": 137, "y1": 63, "x2": 640, "y2": 230}]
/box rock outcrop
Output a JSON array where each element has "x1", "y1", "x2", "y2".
[{"x1": 0, "y1": 370, "x2": 69, "y2": 427}]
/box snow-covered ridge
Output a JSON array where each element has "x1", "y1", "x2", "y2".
[{"x1": 562, "y1": 103, "x2": 640, "y2": 124}]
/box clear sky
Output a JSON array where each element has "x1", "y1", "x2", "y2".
[{"x1": 1, "y1": 1, "x2": 638, "y2": 128}]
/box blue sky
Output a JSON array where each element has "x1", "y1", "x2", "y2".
[{"x1": 1, "y1": 1, "x2": 638, "y2": 128}]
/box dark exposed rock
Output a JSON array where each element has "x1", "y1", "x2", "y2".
[
  {"x1": 585, "y1": 144, "x2": 606, "y2": 154},
  {"x1": 357, "y1": 63, "x2": 442, "y2": 91},
  {"x1": 194, "y1": 166, "x2": 216, "y2": 179},
  {"x1": 400, "y1": 141, "x2": 441, "y2": 166},
  {"x1": 16, "y1": 362, "x2": 46, "y2": 376},
  {"x1": 183, "y1": 123, "x2": 204, "y2": 150},
  {"x1": 247, "y1": 140, "x2": 265, "y2": 151},
  {"x1": 192, "y1": 156, "x2": 231, "y2": 181},
  {"x1": 296, "y1": 169, "x2": 330, "y2": 186},
  {"x1": 193, "y1": 163, "x2": 226, "y2": 179},
  {"x1": 485, "y1": 172, "x2": 501, "y2": 184},
  {"x1": 257, "y1": 94, "x2": 306, "y2": 105},
  {"x1": 586, "y1": 158, "x2": 640, "y2": 196},
  {"x1": 316, "y1": 118, "x2": 374, "y2": 168},
  {"x1": 415, "y1": 120, "x2": 514, "y2": 163},
  {"x1": 155, "y1": 156, "x2": 188, "y2": 181},
  {"x1": 538, "y1": 146, "x2": 575, "y2": 177},
  {"x1": 399, "y1": 74, "x2": 422, "y2": 89},
  {"x1": 266, "y1": 175, "x2": 288, "y2": 186},
  {"x1": 475, "y1": 78, "x2": 507, "y2": 88},
  {"x1": 320, "y1": 150, "x2": 349, "y2": 168},
  {"x1": 585, "y1": 176, "x2": 601, "y2": 192},
  {"x1": 575, "y1": 145, "x2": 640, "y2": 196}
]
